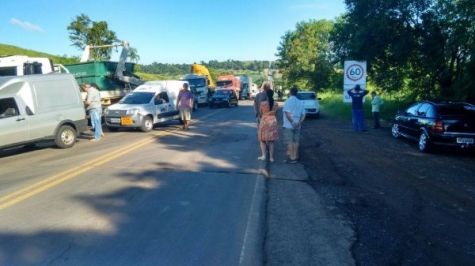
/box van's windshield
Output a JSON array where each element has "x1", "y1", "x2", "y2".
[
  {"x1": 120, "y1": 92, "x2": 155, "y2": 104},
  {"x1": 297, "y1": 93, "x2": 315, "y2": 100}
]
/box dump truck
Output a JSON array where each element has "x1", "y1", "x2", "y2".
[
  {"x1": 0, "y1": 41, "x2": 143, "y2": 107},
  {"x1": 60, "y1": 41, "x2": 144, "y2": 106}
]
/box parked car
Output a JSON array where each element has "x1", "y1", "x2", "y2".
[
  {"x1": 391, "y1": 100, "x2": 475, "y2": 152},
  {"x1": 297, "y1": 91, "x2": 321, "y2": 118},
  {"x1": 209, "y1": 89, "x2": 238, "y2": 108}
]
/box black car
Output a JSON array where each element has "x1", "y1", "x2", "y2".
[
  {"x1": 209, "y1": 89, "x2": 238, "y2": 108},
  {"x1": 391, "y1": 100, "x2": 475, "y2": 152}
]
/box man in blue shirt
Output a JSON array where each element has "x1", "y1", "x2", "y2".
[{"x1": 347, "y1": 84, "x2": 369, "y2": 132}]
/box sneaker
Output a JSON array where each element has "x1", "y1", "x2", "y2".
[
  {"x1": 283, "y1": 157, "x2": 291, "y2": 163},
  {"x1": 257, "y1": 156, "x2": 266, "y2": 161},
  {"x1": 289, "y1": 159, "x2": 298, "y2": 164}
]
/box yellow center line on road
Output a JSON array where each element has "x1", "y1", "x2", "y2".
[
  {"x1": 0, "y1": 125, "x2": 188, "y2": 210},
  {"x1": 0, "y1": 109, "x2": 224, "y2": 210},
  {"x1": 0, "y1": 133, "x2": 164, "y2": 210}
]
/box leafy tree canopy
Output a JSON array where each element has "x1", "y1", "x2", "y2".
[
  {"x1": 276, "y1": 19, "x2": 337, "y2": 92},
  {"x1": 67, "y1": 14, "x2": 120, "y2": 61}
]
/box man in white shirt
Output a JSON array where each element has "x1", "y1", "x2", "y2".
[{"x1": 282, "y1": 87, "x2": 306, "y2": 163}]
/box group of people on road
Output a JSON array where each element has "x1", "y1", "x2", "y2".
[
  {"x1": 254, "y1": 82, "x2": 383, "y2": 163},
  {"x1": 346, "y1": 84, "x2": 384, "y2": 131},
  {"x1": 254, "y1": 83, "x2": 306, "y2": 164}
]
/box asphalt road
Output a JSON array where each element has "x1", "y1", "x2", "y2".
[{"x1": 0, "y1": 101, "x2": 266, "y2": 266}]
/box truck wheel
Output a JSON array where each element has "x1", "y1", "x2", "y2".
[
  {"x1": 141, "y1": 116, "x2": 153, "y2": 132},
  {"x1": 55, "y1": 125, "x2": 77, "y2": 148}
]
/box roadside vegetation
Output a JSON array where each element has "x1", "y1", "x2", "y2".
[
  {"x1": 4, "y1": 1, "x2": 473, "y2": 118},
  {"x1": 316, "y1": 92, "x2": 412, "y2": 125},
  {"x1": 276, "y1": 0, "x2": 475, "y2": 104}
]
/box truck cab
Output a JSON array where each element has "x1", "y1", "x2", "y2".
[
  {"x1": 181, "y1": 74, "x2": 209, "y2": 106},
  {"x1": 0, "y1": 55, "x2": 56, "y2": 76}
]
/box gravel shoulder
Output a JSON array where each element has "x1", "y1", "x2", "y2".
[{"x1": 299, "y1": 114, "x2": 475, "y2": 265}]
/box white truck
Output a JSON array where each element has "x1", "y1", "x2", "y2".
[
  {"x1": 180, "y1": 73, "x2": 208, "y2": 106},
  {"x1": 0, "y1": 41, "x2": 144, "y2": 106},
  {"x1": 0, "y1": 55, "x2": 57, "y2": 76}
]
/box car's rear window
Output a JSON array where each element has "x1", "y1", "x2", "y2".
[{"x1": 437, "y1": 104, "x2": 475, "y2": 116}]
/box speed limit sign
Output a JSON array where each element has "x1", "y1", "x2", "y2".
[
  {"x1": 344, "y1": 61, "x2": 366, "y2": 84},
  {"x1": 343, "y1": 60, "x2": 367, "y2": 102},
  {"x1": 346, "y1": 64, "x2": 365, "y2": 81}
]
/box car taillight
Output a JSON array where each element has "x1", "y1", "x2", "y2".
[{"x1": 432, "y1": 121, "x2": 444, "y2": 133}]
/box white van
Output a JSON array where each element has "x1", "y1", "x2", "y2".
[
  {"x1": 104, "y1": 80, "x2": 190, "y2": 132},
  {"x1": 0, "y1": 74, "x2": 88, "y2": 150}
]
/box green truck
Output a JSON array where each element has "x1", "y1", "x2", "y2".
[{"x1": 59, "y1": 41, "x2": 144, "y2": 105}]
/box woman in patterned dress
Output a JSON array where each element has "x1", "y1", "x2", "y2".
[{"x1": 258, "y1": 89, "x2": 279, "y2": 162}]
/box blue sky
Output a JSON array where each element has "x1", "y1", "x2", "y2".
[{"x1": 1, "y1": 0, "x2": 346, "y2": 65}]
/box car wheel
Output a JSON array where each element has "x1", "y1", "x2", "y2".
[
  {"x1": 315, "y1": 112, "x2": 320, "y2": 119},
  {"x1": 209, "y1": 104, "x2": 213, "y2": 109},
  {"x1": 55, "y1": 125, "x2": 76, "y2": 148},
  {"x1": 418, "y1": 132, "x2": 431, "y2": 152},
  {"x1": 391, "y1": 123, "x2": 401, "y2": 138},
  {"x1": 107, "y1": 126, "x2": 119, "y2": 132},
  {"x1": 140, "y1": 116, "x2": 153, "y2": 132}
]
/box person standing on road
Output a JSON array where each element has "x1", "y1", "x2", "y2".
[
  {"x1": 282, "y1": 87, "x2": 305, "y2": 164},
  {"x1": 346, "y1": 84, "x2": 369, "y2": 132},
  {"x1": 82, "y1": 83, "x2": 103, "y2": 141},
  {"x1": 371, "y1": 91, "x2": 383, "y2": 129},
  {"x1": 253, "y1": 82, "x2": 271, "y2": 126},
  {"x1": 258, "y1": 89, "x2": 279, "y2": 162},
  {"x1": 176, "y1": 83, "x2": 193, "y2": 130}
]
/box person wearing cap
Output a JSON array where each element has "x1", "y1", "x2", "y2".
[{"x1": 347, "y1": 84, "x2": 369, "y2": 132}]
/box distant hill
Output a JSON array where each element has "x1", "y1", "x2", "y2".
[
  {"x1": 0, "y1": 43, "x2": 79, "y2": 64},
  {"x1": 0, "y1": 43, "x2": 275, "y2": 83}
]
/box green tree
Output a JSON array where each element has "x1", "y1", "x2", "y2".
[
  {"x1": 276, "y1": 20, "x2": 336, "y2": 92},
  {"x1": 67, "y1": 14, "x2": 120, "y2": 61},
  {"x1": 332, "y1": 0, "x2": 475, "y2": 101}
]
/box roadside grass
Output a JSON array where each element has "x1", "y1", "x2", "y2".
[{"x1": 317, "y1": 92, "x2": 414, "y2": 127}]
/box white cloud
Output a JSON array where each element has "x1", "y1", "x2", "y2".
[{"x1": 9, "y1": 18, "x2": 45, "y2": 34}]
